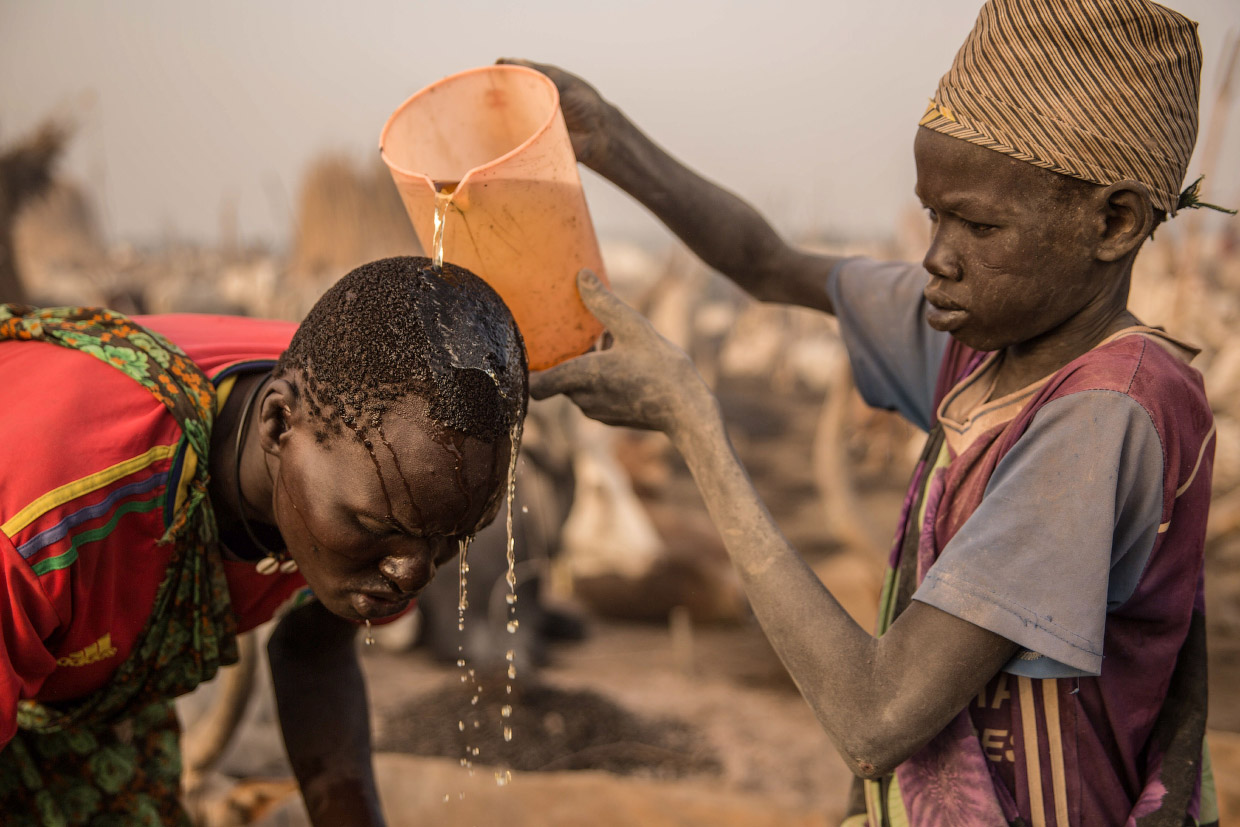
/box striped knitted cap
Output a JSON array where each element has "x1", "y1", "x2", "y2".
[{"x1": 920, "y1": 0, "x2": 1202, "y2": 214}]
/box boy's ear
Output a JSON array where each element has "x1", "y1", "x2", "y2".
[
  {"x1": 1096, "y1": 180, "x2": 1155, "y2": 263},
  {"x1": 258, "y1": 378, "x2": 298, "y2": 456}
]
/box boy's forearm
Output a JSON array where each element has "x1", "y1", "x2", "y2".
[
  {"x1": 592, "y1": 105, "x2": 839, "y2": 313},
  {"x1": 666, "y1": 400, "x2": 879, "y2": 767},
  {"x1": 666, "y1": 395, "x2": 1013, "y2": 777},
  {"x1": 269, "y1": 602, "x2": 385, "y2": 826}
]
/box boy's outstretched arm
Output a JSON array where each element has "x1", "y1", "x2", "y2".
[
  {"x1": 268, "y1": 600, "x2": 385, "y2": 826},
  {"x1": 534, "y1": 271, "x2": 1018, "y2": 779},
  {"x1": 498, "y1": 58, "x2": 840, "y2": 315}
]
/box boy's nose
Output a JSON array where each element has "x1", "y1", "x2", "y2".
[
  {"x1": 923, "y1": 232, "x2": 962, "y2": 281},
  {"x1": 378, "y1": 554, "x2": 434, "y2": 594}
]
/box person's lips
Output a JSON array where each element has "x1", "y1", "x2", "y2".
[
  {"x1": 351, "y1": 590, "x2": 414, "y2": 618},
  {"x1": 924, "y1": 289, "x2": 968, "y2": 332}
]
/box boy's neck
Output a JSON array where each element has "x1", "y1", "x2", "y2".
[{"x1": 989, "y1": 270, "x2": 1137, "y2": 400}]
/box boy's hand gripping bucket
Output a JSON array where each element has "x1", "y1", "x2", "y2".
[{"x1": 380, "y1": 64, "x2": 608, "y2": 371}]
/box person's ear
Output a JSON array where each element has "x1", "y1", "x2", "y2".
[
  {"x1": 1095, "y1": 181, "x2": 1154, "y2": 262},
  {"x1": 257, "y1": 378, "x2": 297, "y2": 456}
]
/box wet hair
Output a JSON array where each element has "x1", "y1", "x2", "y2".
[{"x1": 277, "y1": 256, "x2": 527, "y2": 445}]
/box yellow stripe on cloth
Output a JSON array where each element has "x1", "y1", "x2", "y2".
[
  {"x1": 886, "y1": 775, "x2": 909, "y2": 827},
  {"x1": 1176, "y1": 421, "x2": 1215, "y2": 497},
  {"x1": 3, "y1": 443, "x2": 178, "y2": 537},
  {"x1": 1157, "y1": 420, "x2": 1216, "y2": 537},
  {"x1": 213, "y1": 375, "x2": 240, "y2": 412},
  {"x1": 1041, "y1": 679, "x2": 1070, "y2": 826},
  {"x1": 1018, "y1": 676, "x2": 1047, "y2": 827}
]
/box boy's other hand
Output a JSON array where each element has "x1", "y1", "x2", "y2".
[
  {"x1": 497, "y1": 58, "x2": 611, "y2": 169},
  {"x1": 530, "y1": 269, "x2": 712, "y2": 437}
]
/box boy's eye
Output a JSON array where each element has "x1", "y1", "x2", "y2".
[
  {"x1": 356, "y1": 515, "x2": 404, "y2": 537},
  {"x1": 965, "y1": 220, "x2": 997, "y2": 235},
  {"x1": 923, "y1": 207, "x2": 939, "y2": 223}
]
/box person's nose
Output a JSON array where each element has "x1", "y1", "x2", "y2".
[
  {"x1": 923, "y1": 226, "x2": 962, "y2": 282},
  {"x1": 378, "y1": 552, "x2": 435, "y2": 594}
]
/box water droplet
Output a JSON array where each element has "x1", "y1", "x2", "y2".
[
  {"x1": 458, "y1": 720, "x2": 465, "y2": 731},
  {"x1": 506, "y1": 619, "x2": 520, "y2": 633},
  {"x1": 471, "y1": 695, "x2": 479, "y2": 706},
  {"x1": 473, "y1": 720, "x2": 480, "y2": 729},
  {"x1": 506, "y1": 649, "x2": 515, "y2": 662},
  {"x1": 458, "y1": 536, "x2": 472, "y2": 618},
  {"x1": 501, "y1": 705, "x2": 512, "y2": 718},
  {"x1": 521, "y1": 505, "x2": 529, "y2": 514},
  {"x1": 494, "y1": 769, "x2": 512, "y2": 787},
  {"x1": 471, "y1": 747, "x2": 480, "y2": 756},
  {"x1": 456, "y1": 658, "x2": 466, "y2": 668},
  {"x1": 506, "y1": 593, "x2": 518, "y2": 606},
  {"x1": 443, "y1": 794, "x2": 450, "y2": 803},
  {"x1": 508, "y1": 665, "x2": 517, "y2": 680},
  {"x1": 363, "y1": 619, "x2": 374, "y2": 646},
  {"x1": 503, "y1": 726, "x2": 513, "y2": 742}
]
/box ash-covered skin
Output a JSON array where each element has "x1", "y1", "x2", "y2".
[{"x1": 277, "y1": 256, "x2": 527, "y2": 446}]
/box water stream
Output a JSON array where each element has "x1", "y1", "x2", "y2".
[{"x1": 431, "y1": 182, "x2": 457, "y2": 270}]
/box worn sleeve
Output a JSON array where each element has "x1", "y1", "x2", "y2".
[
  {"x1": 825, "y1": 257, "x2": 949, "y2": 431},
  {"x1": 911, "y1": 390, "x2": 1164, "y2": 677},
  {"x1": 0, "y1": 531, "x2": 61, "y2": 747}
]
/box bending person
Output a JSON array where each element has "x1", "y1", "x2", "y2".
[
  {"x1": 0, "y1": 256, "x2": 527, "y2": 826},
  {"x1": 510, "y1": 0, "x2": 1224, "y2": 823}
]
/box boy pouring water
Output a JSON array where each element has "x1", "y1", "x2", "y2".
[{"x1": 511, "y1": 0, "x2": 1230, "y2": 822}]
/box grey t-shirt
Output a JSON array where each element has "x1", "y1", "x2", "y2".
[{"x1": 825, "y1": 257, "x2": 1164, "y2": 677}]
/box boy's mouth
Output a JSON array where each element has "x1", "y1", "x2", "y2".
[
  {"x1": 924, "y1": 290, "x2": 968, "y2": 332},
  {"x1": 352, "y1": 590, "x2": 415, "y2": 618},
  {"x1": 926, "y1": 306, "x2": 968, "y2": 332}
]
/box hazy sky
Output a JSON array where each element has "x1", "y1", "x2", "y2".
[{"x1": 2, "y1": 0, "x2": 1237, "y2": 251}]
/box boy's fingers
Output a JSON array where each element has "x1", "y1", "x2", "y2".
[
  {"x1": 527, "y1": 368, "x2": 560, "y2": 400},
  {"x1": 575, "y1": 269, "x2": 643, "y2": 333},
  {"x1": 529, "y1": 358, "x2": 590, "y2": 400}
]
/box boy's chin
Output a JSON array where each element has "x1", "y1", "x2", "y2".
[{"x1": 945, "y1": 324, "x2": 1015, "y2": 353}]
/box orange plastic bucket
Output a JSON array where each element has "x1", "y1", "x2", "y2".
[{"x1": 380, "y1": 64, "x2": 608, "y2": 371}]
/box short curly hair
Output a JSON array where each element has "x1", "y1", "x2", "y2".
[{"x1": 277, "y1": 256, "x2": 527, "y2": 446}]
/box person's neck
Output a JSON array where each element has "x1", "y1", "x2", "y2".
[
  {"x1": 208, "y1": 372, "x2": 277, "y2": 531},
  {"x1": 990, "y1": 271, "x2": 1136, "y2": 400}
]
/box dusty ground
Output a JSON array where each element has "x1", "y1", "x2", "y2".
[{"x1": 225, "y1": 617, "x2": 852, "y2": 827}]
